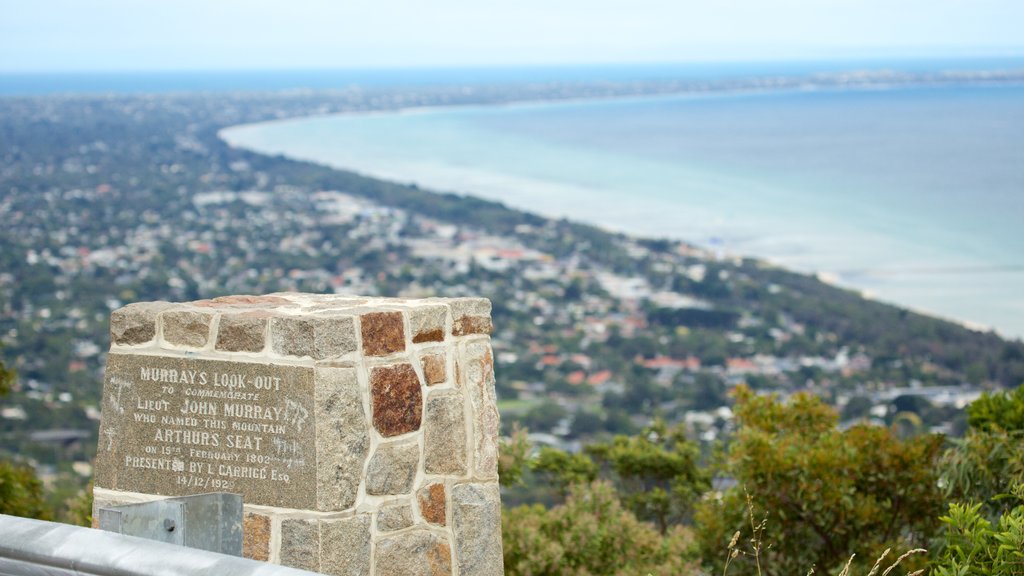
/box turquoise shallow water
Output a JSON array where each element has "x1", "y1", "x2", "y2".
[{"x1": 223, "y1": 84, "x2": 1024, "y2": 338}]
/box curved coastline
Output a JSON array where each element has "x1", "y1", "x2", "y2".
[{"x1": 218, "y1": 81, "x2": 1024, "y2": 339}]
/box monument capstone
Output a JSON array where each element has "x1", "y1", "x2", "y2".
[{"x1": 93, "y1": 293, "x2": 503, "y2": 576}]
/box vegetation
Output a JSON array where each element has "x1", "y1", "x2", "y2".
[
  {"x1": 0, "y1": 355, "x2": 49, "y2": 520},
  {"x1": 696, "y1": 386, "x2": 943, "y2": 575},
  {"x1": 0, "y1": 458, "x2": 50, "y2": 520},
  {"x1": 503, "y1": 481, "x2": 697, "y2": 576},
  {"x1": 933, "y1": 387, "x2": 1024, "y2": 575},
  {"x1": 934, "y1": 497, "x2": 1024, "y2": 576},
  {"x1": 500, "y1": 383, "x2": 1024, "y2": 575}
]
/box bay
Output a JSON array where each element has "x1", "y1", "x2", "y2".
[{"x1": 223, "y1": 83, "x2": 1024, "y2": 339}]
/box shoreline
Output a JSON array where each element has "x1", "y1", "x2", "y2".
[{"x1": 218, "y1": 81, "x2": 1022, "y2": 340}]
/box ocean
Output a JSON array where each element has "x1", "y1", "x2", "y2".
[
  {"x1": 221, "y1": 80, "x2": 1024, "y2": 339},
  {"x1": 2, "y1": 57, "x2": 1022, "y2": 95}
]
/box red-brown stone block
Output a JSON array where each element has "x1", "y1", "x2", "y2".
[
  {"x1": 418, "y1": 483, "x2": 447, "y2": 526},
  {"x1": 243, "y1": 511, "x2": 271, "y2": 561},
  {"x1": 361, "y1": 311, "x2": 406, "y2": 356},
  {"x1": 421, "y1": 352, "x2": 447, "y2": 385},
  {"x1": 370, "y1": 363, "x2": 423, "y2": 437}
]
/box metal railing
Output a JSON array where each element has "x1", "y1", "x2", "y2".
[{"x1": 0, "y1": 513, "x2": 321, "y2": 576}]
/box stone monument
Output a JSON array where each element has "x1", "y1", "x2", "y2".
[{"x1": 93, "y1": 293, "x2": 503, "y2": 576}]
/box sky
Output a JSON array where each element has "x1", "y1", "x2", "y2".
[{"x1": 2, "y1": 0, "x2": 1022, "y2": 72}]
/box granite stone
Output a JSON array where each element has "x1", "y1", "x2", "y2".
[
  {"x1": 370, "y1": 363, "x2": 422, "y2": 437},
  {"x1": 280, "y1": 518, "x2": 320, "y2": 572},
  {"x1": 161, "y1": 310, "x2": 213, "y2": 348},
  {"x1": 215, "y1": 313, "x2": 268, "y2": 352},
  {"x1": 410, "y1": 305, "x2": 447, "y2": 344},
  {"x1": 365, "y1": 440, "x2": 419, "y2": 496},
  {"x1": 313, "y1": 316, "x2": 358, "y2": 359},
  {"x1": 195, "y1": 294, "x2": 294, "y2": 308},
  {"x1": 110, "y1": 302, "x2": 173, "y2": 345},
  {"x1": 360, "y1": 311, "x2": 405, "y2": 356},
  {"x1": 464, "y1": 342, "x2": 499, "y2": 479},
  {"x1": 417, "y1": 483, "x2": 446, "y2": 526},
  {"x1": 315, "y1": 366, "x2": 369, "y2": 511},
  {"x1": 270, "y1": 316, "x2": 315, "y2": 357},
  {"x1": 424, "y1": 391, "x2": 467, "y2": 476},
  {"x1": 421, "y1": 352, "x2": 447, "y2": 386},
  {"x1": 450, "y1": 298, "x2": 492, "y2": 337},
  {"x1": 377, "y1": 502, "x2": 414, "y2": 532},
  {"x1": 243, "y1": 511, "x2": 271, "y2": 561},
  {"x1": 452, "y1": 483, "x2": 504, "y2": 576},
  {"x1": 94, "y1": 354, "x2": 317, "y2": 509},
  {"x1": 320, "y1": 515, "x2": 372, "y2": 576},
  {"x1": 375, "y1": 531, "x2": 452, "y2": 576}
]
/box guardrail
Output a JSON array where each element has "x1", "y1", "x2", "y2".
[{"x1": 0, "y1": 513, "x2": 322, "y2": 576}]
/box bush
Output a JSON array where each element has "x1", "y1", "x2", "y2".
[
  {"x1": 0, "y1": 459, "x2": 50, "y2": 520},
  {"x1": 696, "y1": 386, "x2": 943, "y2": 575},
  {"x1": 502, "y1": 481, "x2": 698, "y2": 576},
  {"x1": 933, "y1": 495, "x2": 1024, "y2": 576}
]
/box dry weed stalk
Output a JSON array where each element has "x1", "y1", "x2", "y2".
[
  {"x1": 881, "y1": 549, "x2": 927, "y2": 576},
  {"x1": 719, "y1": 494, "x2": 927, "y2": 576}
]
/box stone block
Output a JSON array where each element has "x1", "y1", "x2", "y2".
[
  {"x1": 370, "y1": 363, "x2": 423, "y2": 437},
  {"x1": 281, "y1": 517, "x2": 320, "y2": 572},
  {"x1": 270, "y1": 316, "x2": 315, "y2": 357},
  {"x1": 195, "y1": 294, "x2": 295, "y2": 308},
  {"x1": 161, "y1": 310, "x2": 213, "y2": 348},
  {"x1": 360, "y1": 311, "x2": 405, "y2": 356},
  {"x1": 452, "y1": 483, "x2": 504, "y2": 576},
  {"x1": 320, "y1": 515, "x2": 372, "y2": 576},
  {"x1": 110, "y1": 301, "x2": 172, "y2": 345},
  {"x1": 421, "y1": 352, "x2": 447, "y2": 385},
  {"x1": 366, "y1": 440, "x2": 419, "y2": 496},
  {"x1": 410, "y1": 305, "x2": 447, "y2": 344},
  {"x1": 215, "y1": 312, "x2": 268, "y2": 352},
  {"x1": 375, "y1": 531, "x2": 452, "y2": 576},
  {"x1": 424, "y1": 391, "x2": 467, "y2": 476},
  {"x1": 450, "y1": 298, "x2": 492, "y2": 337},
  {"x1": 464, "y1": 343, "x2": 499, "y2": 479},
  {"x1": 315, "y1": 366, "x2": 369, "y2": 511},
  {"x1": 271, "y1": 315, "x2": 358, "y2": 360},
  {"x1": 417, "y1": 483, "x2": 446, "y2": 526},
  {"x1": 243, "y1": 511, "x2": 271, "y2": 561},
  {"x1": 377, "y1": 502, "x2": 414, "y2": 532},
  {"x1": 314, "y1": 316, "x2": 358, "y2": 359}
]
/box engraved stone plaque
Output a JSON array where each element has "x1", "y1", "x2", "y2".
[
  {"x1": 96, "y1": 353, "x2": 316, "y2": 509},
  {"x1": 94, "y1": 294, "x2": 504, "y2": 575}
]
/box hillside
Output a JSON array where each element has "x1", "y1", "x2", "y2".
[{"x1": 1, "y1": 81, "x2": 1022, "y2": 492}]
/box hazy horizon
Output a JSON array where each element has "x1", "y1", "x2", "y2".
[{"x1": 3, "y1": 0, "x2": 1023, "y2": 73}]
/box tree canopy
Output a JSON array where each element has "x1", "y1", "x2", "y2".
[{"x1": 695, "y1": 385, "x2": 943, "y2": 576}]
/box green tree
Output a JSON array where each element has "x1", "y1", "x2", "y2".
[
  {"x1": 966, "y1": 385, "x2": 1024, "y2": 432},
  {"x1": 502, "y1": 481, "x2": 698, "y2": 576},
  {"x1": 0, "y1": 353, "x2": 51, "y2": 520},
  {"x1": 696, "y1": 386, "x2": 944, "y2": 576},
  {"x1": 934, "y1": 386, "x2": 1024, "y2": 574},
  {"x1": 587, "y1": 421, "x2": 708, "y2": 534},
  {"x1": 531, "y1": 447, "x2": 598, "y2": 496},
  {"x1": 933, "y1": 494, "x2": 1024, "y2": 576},
  {"x1": 0, "y1": 460, "x2": 51, "y2": 520},
  {"x1": 941, "y1": 386, "x2": 1024, "y2": 520}
]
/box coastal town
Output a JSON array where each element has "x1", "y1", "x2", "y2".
[{"x1": 2, "y1": 76, "x2": 1023, "y2": 505}]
